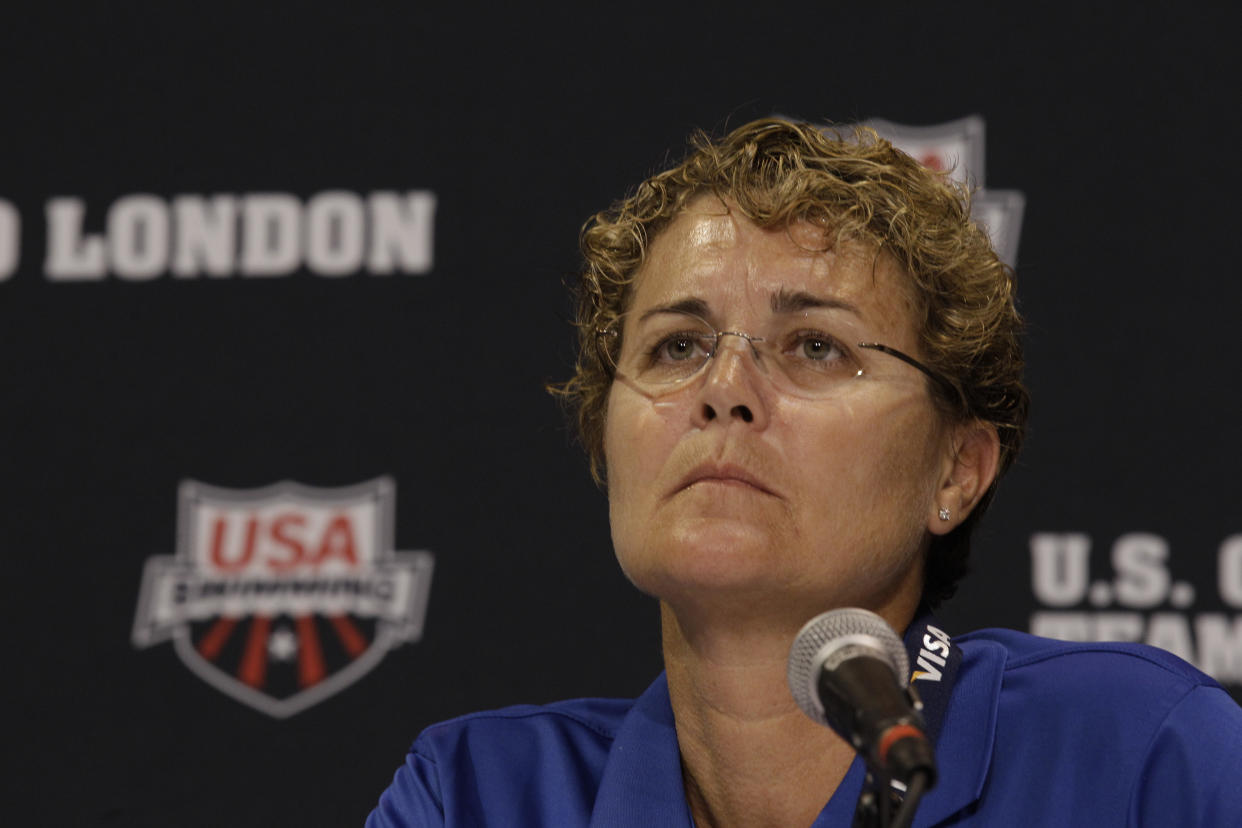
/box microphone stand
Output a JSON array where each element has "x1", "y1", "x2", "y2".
[
  {"x1": 786, "y1": 610, "x2": 942, "y2": 828},
  {"x1": 849, "y1": 683, "x2": 934, "y2": 828},
  {"x1": 851, "y1": 769, "x2": 931, "y2": 828}
]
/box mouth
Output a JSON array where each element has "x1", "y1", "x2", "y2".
[{"x1": 676, "y1": 463, "x2": 777, "y2": 497}]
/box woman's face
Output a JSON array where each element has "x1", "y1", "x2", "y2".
[{"x1": 603, "y1": 198, "x2": 953, "y2": 623}]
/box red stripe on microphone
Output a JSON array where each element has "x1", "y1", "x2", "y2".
[{"x1": 878, "y1": 723, "x2": 926, "y2": 765}]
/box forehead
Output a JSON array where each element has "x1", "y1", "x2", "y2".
[{"x1": 630, "y1": 197, "x2": 917, "y2": 328}]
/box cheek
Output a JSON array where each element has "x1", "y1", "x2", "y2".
[
  {"x1": 602, "y1": 388, "x2": 633, "y2": 493},
  {"x1": 856, "y1": 407, "x2": 947, "y2": 529},
  {"x1": 603, "y1": 391, "x2": 650, "y2": 579},
  {"x1": 604, "y1": 387, "x2": 679, "y2": 478},
  {"x1": 603, "y1": 388, "x2": 685, "y2": 554},
  {"x1": 794, "y1": 400, "x2": 943, "y2": 532},
  {"x1": 603, "y1": 391, "x2": 653, "y2": 522}
]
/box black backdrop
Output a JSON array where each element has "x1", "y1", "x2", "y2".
[{"x1": 5, "y1": 4, "x2": 1241, "y2": 825}]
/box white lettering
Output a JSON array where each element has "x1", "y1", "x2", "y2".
[
  {"x1": 921, "y1": 634, "x2": 949, "y2": 659},
  {"x1": 1030, "y1": 611, "x2": 1091, "y2": 641},
  {"x1": 45, "y1": 197, "x2": 106, "y2": 280},
  {"x1": 1146, "y1": 612, "x2": 1194, "y2": 664},
  {"x1": 368, "y1": 191, "x2": 436, "y2": 274},
  {"x1": 40, "y1": 190, "x2": 436, "y2": 281},
  {"x1": 1219, "y1": 535, "x2": 1242, "y2": 608},
  {"x1": 1031, "y1": 611, "x2": 1242, "y2": 687},
  {"x1": 1195, "y1": 614, "x2": 1242, "y2": 682},
  {"x1": 0, "y1": 199, "x2": 18, "y2": 280},
  {"x1": 1030, "y1": 533, "x2": 1090, "y2": 606},
  {"x1": 108, "y1": 195, "x2": 169, "y2": 280},
  {"x1": 1112, "y1": 533, "x2": 1170, "y2": 608},
  {"x1": 240, "y1": 194, "x2": 301, "y2": 277},
  {"x1": 306, "y1": 191, "x2": 365, "y2": 276},
  {"x1": 1092, "y1": 611, "x2": 1144, "y2": 642},
  {"x1": 913, "y1": 657, "x2": 942, "y2": 681},
  {"x1": 172, "y1": 195, "x2": 236, "y2": 278},
  {"x1": 912, "y1": 624, "x2": 951, "y2": 682}
]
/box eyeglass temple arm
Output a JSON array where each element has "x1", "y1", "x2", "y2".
[{"x1": 857, "y1": 343, "x2": 960, "y2": 403}]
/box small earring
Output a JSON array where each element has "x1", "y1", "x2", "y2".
[{"x1": 938, "y1": 507, "x2": 951, "y2": 521}]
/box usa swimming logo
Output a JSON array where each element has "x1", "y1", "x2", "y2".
[
  {"x1": 865, "y1": 115, "x2": 1026, "y2": 269},
  {"x1": 132, "y1": 477, "x2": 433, "y2": 718}
]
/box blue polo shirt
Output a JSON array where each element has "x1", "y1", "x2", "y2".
[{"x1": 367, "y1": 629, "x2": 1242, "y2": 826}]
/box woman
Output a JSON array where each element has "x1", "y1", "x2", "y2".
[{"x1": 369, "y1": 119, "x2": 1242, "y2": 826}]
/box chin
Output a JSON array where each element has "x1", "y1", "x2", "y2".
[{"x1": 616, "y1": 519, "x2": 789, "y2": 597}]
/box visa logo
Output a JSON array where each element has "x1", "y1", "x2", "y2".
[{"x1": 912, "y1": 624, "x2": 952, "y2": 682}]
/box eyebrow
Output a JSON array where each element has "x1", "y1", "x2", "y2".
[
  {"x1": 770, "y1": 288, "x2": 861, "y2": 316},
  {"x1": 637, "y1": 291, "x2": 860, "y2": 322},
  {"x1": 637, "y1": 297, "x2": 711, "y2": 321}
]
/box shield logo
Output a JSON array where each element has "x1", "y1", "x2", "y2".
[
  {"x1": 132, "y1": 477, "x2": 433, "y2": 718},
  {"x1": 864, "y1": 115, "x2": 1026, "y2": 269}
]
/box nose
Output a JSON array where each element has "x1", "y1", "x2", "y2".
[{"x1": 691, "y1": 335, "x2": 769, "y2": 429}]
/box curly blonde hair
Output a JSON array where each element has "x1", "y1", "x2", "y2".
[{"x1": 551, "y1": 117, "x2": 1028, "y2": 605}]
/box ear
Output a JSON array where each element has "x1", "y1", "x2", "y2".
[{"x1": 928, "y1": 421, "x2": 1001, "y2": 535}]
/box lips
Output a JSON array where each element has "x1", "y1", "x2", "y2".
[{"x1": 675, "y1": 462, "x2": 777, "y2": 497}]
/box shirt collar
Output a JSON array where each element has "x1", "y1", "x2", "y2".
[
  {"x1": 589, "y1": 673, "x2": 694, "y2": 827},
  {"x1": 909, "y1": 632, "x2": 1004, "y2": 825},
  {"x1": 589, "y1": 631, "x2": 1004, "y2": 826}
]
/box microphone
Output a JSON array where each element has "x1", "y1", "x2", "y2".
[{"x1": 786, "y1": 608, "x2": 937, "y2": 789}]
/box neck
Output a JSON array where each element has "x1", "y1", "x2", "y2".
[{"x1": 661, "y1": 597, "x2": 918, "y2": 828}]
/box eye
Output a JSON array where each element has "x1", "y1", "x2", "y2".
[
  {"x1": 789, "y1": 331, "x2": 846, "y2": 363},
  {"x1": 653, "y1": 332, "x2": 708, "y2": 363},
  {"x1": 799, "y1": 335, "x2": 838, "y2": 361}
]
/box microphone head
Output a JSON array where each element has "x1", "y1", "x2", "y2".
[{"x1": 786, "y1": 608, "x2": 909, "y2": 725}]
